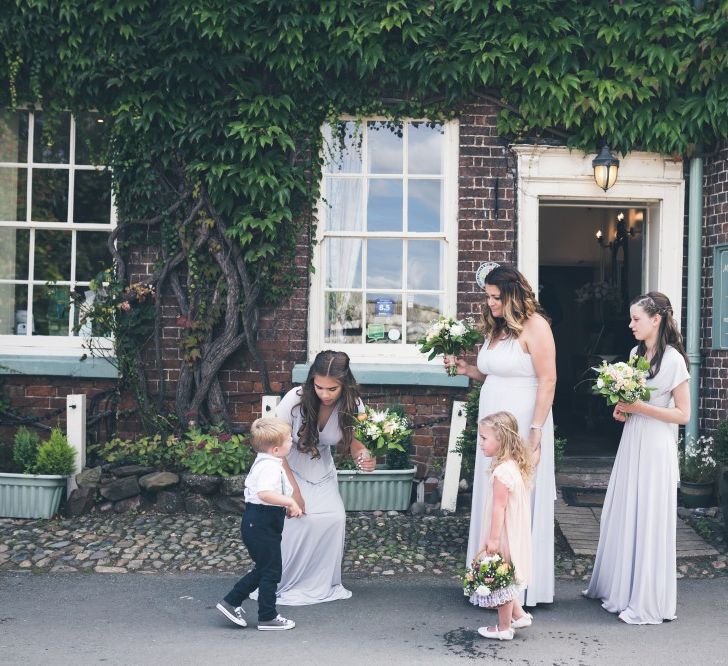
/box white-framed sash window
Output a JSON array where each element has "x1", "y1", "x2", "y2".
[
  {"x1": 309, "y1": 119, "x2": 459, "y2": 363},
  {"x1": 0, "y1": 109, "x2": 114, "y2": 356}
]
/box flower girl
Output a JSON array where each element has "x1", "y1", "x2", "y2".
[{"x1": 471, "y1": 411, "x2": 534, "y2": 640}]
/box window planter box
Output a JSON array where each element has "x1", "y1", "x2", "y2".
[
  {"x1": 0, "y1": 472, "x2": 67, "y2": 519},
  {"x1": 679, "y1": 480, "x2": 715, "y2": 509},
  {"x1": 336, "y1": 466, "x2": 416, "y2": 511}
]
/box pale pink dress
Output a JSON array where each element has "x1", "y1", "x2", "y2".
[{"x1": 470, "y1": 459, "x2": 532, "y2": 607}]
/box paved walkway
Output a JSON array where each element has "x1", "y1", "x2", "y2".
[{"x1": 555, "y1": 496, "x2": 719, "y2": 558}]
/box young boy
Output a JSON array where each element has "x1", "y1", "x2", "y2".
[{"x1": 216, "y1": 417, "x2": 302, "y2": 631}]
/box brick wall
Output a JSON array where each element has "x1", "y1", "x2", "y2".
[
  {"x1": 0, "y1": 100, "x2": 516, "y2": 476},
  {"x1": 701, "y1": 146, "x2": 728, "y2": 433}
]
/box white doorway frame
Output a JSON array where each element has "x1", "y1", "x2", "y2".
[{"x1": 512, "y1": 146, "x2": 685, "y2": 325}]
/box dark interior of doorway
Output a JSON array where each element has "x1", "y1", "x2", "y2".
[{"x1": 538, "y1": 205, "x2": 645, "y2": 457}]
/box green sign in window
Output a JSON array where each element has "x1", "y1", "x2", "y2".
[{"x1": 713, "y1": 244, "x2": 728, "y2": 350}]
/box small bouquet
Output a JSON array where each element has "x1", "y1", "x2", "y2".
[
  {"x1": 417, "y1": 316, "x2": 483, "y2": 376},
  {"x1": 592, "y1": 355, "x2": 654, "y2": 406},
  {"x1": 462, "y1": 553, "x2": 516, "y2": 602},
  {"x1": 353, "y1": 407, "x2": 412, "y2": 456}
]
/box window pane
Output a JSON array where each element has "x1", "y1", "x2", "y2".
[
  {"x1": 0, "y1": 110, "x2": 29, "y2": 162},
  {"x1": 367, "y1": 239, "x2": 402, "y2": 289},
  {"x1": 0, "y1": 285, "x2": 29, "y2": 335},
  {"x1": 406, "y1": 293, "x2": 443, "y2": 344},
  {"x1": 34, "y1": 230, "x2": 72, "y2": 281},
  {"x1": 325, "y1": 292, "x2": 362, "y2": 344},
  {"x1": 366, "y1": 293, "x2": 402, "y2": 344},
  {"x1": 408, "y1": 122, "x2": 444, "y2": 174},
  {"x1": 0, "y1": 167, "x2": 27, "y2": 221},
  {"x1": 323, "y1": 121, "x2": 362, "y2": 174},
  {"x1": 408, "y1": 179, "x2": 442, "y2": 232},
  {"x1": 367, "y1": 121, "x2": 403, "y2": 174},
  {"x1": 408, "y1": 240, "x2": 442, "y2": 290},
  {"x1": 367, "y1": 178, "x2": 402, "y2": 232},
  {"x1": 325, "y1": 238, "x2": 361, "y2": 289},
  {"x1": 33, "y1": 112, "x2": 70, "y2": 164},
  {"x1": 0, "y1": 228, "x2": 30, "y2": 279},
  {"x1": 32, "y1": 169, "x2": 69, "y2": 221},
  {"x1": 74, "y1": 170, "x2": 112, "y2": 224},
  {"x1": 33, "y1": 284, "x2": 70, "y2": 336},
  {"x1": 76, "y1": 231, "x2": 111, "y2": 281},
  {"x1": 75, "y1": 113, "x2": 107, "y2": 165},
  {"x1": 324, "y1": 177, "x2": 363, "y2": 232},
  {"x1": 73, "y1": 285, "x2": 106, "y2": 337}
]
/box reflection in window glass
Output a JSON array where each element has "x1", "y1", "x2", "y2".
[
  {"x1": 408, "y1": 122, "x2": 444, "y2": 174},
  {"x1": 34, "y1": 230, "x2": 72, "y2": 282},
  {"x1": 367, "y1": 121, "x2": 403, "y2": 174},
  {"x1": 408, "y1": 240, "x2": 442, "y2": 291},
  {"x1": 408, "y1": 179, "x2": 441, "y2": 232},
  {"x1": 31, "y1": 169, "x2": 68, "y2": 221},
  {"x1": 73, "y1": 285, "x2": 107, "y2": 337},
  {"x1": 0, "y1": 110, "x2": 29, "y2": 162},
  {"x1": 325, "y1": 238, "x2": 361, "y2": 289},
  {"x1": 367, "y1": 178, "x2": 402, "y2": 232},
  {"x1": 325, "y1": 292, "x2": 362, "y2": 344},
  {"x1": 406, "y1": 293, "x2": 443, "y2": 344},
  {"x1": 0, "y1": 228, "x2": 29, "y2": 279},
  {"x1": 76, "y1": 231, "x2": 111, "y2": 281},
  {"x1": 366, "y1": 293, "x2": 402, "y2": 344},
  {"x1": 323, "y1": 121, "x2": 362, "y2": 174},
  {"x1": 33, "y1": 112, "x2": 71, "y2": 164},
  {"x1": 324, "y1": 177, "x2": 363, "y2": 231},
  {"x1": 0, "y1": 168, "x2": 27, "y2": 221},
  {"x1": 75, "y1": 114, "x2": 107, "y2": 165},
  {"x1": 74, "y1": 170, "x2": 112, "y2": 223},
  {"x1": 33, "y1": 284, "x2": 70, "y2": 336},
  {"x1": 366, "y1": 239, "x2": 402, "y2": 289},
  {"x1": 0, "y1": 285, "x2": 29, "y2": 335}
]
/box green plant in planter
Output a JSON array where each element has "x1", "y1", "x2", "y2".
[
  {"x1": 34, "y1": 428, "x2": 77, "y2": 476},
  {"x1": 384, "y1": 404, "x2": 413, "y2": 471},
  {"x1": 679, "y1": 435, "x2": 717, "y2": 484},
  {"x1": 179, "y1": 427, "x2": 254, "y2": 477},
  {"x1": 714, "y1": 420, "x2": 728, "y2": 467},
  {"x1": 455, "y1": 382, "x2": 481, "y2": 479},
  {"x1": 12, "y1": 427, "x2": 40, "y2": 474},
  {"x1": 91, "y1": 433, "x2": 182, "y2": 469}
]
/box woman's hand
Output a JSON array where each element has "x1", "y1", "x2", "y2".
[
  {"x1": 444, "y1": 354, "x2": 469, "y2": 376},
  {"x1": 612, "y1": 406, "x2": 627, "y2": 422},
  {"x1": 292, "y1": 489, "x2": 306, "y2": 515},
  {"x1": 528, "y1": 428, "x2": 542, "y2": 467},
  {"x1": 287, "y1": 499, "x2": 303, "y2": 518},
  {"x1": 615, "y1": 400, "x2": 642, "y2": 416},
  {"x1": 484, "y1": 538, "x2": 499, "y2": 555},
  {"x1": 356, "y1": 450, "x2": 376, "y2": 473}
]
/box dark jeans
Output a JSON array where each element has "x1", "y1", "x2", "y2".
[{"x1": 223, "y1": 503, "x2": 285, "y2": 621}]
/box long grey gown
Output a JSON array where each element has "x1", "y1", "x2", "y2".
[
  {"x1": 467, "y1": 336, "x2": 556, "y2": 606},
  {"x1": 264, "y1": 387, "x2": 357, "y2": 605},
  {"x1": 584, "y1": 345, "x2": 689, "y2": 624}
]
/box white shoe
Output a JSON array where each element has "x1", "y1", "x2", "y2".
[
  {"x1": 477, "y1": 625, "x2": 514, "y2": 640},
  {"x1": 257, "y1": 614, "x2": 295, "y2": 631},
  {"x1": 511, "y1": 612, "x2": 533, "y2": 629}
]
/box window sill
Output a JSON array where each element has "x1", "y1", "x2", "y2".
[
  {"x1": 291, "y1": 362, "x2": 469, "y2": 388},
  {"x1": 0, "y1": 354, "x2": 118, "y2": 379}
]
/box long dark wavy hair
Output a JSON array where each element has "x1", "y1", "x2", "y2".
[
  {"x1": 482, "y1": 265, "x2": 547, "y2": 340},
  {"x1": 630, "y1": 291, "x2": 688, "y2": 378},
  {"x1": 295, "y1": 350, "x2": 360, "y2": 459}
]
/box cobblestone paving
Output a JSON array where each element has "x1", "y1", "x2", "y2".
[{"x1": 1, "y1": 511, "x2": 726, "y2": 580}]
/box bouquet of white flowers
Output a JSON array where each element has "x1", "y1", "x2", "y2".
[
  {"x1": 353, "y1": 407, "x2": 412, "y2": 457},
  {"x1": 592, "y1": 355, "x2": 654, "y2": 406},
  {"x1": 461, "y1": 553, "x2": 516, "y2": 602},
  {"x1": 417, "y1": 316, "x2": 483, "y2": 376},
  {"x1": 679, "y1": 435, "x2": 717, "y2": 484}
]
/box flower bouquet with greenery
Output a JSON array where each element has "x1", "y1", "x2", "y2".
[
  {"x1": 353, "y1": 407, "x2": 412, "y2": 457},
  {"x1": 417, "y1": 316, "x2": 483, "y2": 376},
  {"x1": 462, "y1": 553, "x2": 517, "y2": 607},
  {"x1": 679, "y1": 435, "x2": 717, "y2": 484},
  {"x1": 592, "y1": 354, "x2": 654, "y2": 406}
]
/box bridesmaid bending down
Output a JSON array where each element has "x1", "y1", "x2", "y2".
[
  {"x1": 584, "y1": 292, "x2": 690, "y2": 624},
  {"x1": 266, "y1": 350, "x2": 374, "y2": 605}
]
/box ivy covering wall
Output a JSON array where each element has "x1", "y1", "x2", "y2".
[{"x1": 1, "y1": 0, "x2": 727, "y2": 432}]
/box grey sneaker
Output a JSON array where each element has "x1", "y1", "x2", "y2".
[
  {"x1": 216, "y1": 600, "x2": 247, "y2": 627},
  {"x1": 257, "y1": 614, "x2": 295, "y2": 631}
]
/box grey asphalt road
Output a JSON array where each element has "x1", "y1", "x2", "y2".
[{"x1": 0, "y1": 572, "x2": 726, "y2": 665}]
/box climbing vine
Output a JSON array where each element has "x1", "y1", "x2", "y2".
[{"x1": 1, "y1": 0, "x2": 728, "y2": 432}]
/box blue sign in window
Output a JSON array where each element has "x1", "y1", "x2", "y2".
[
  {"x1": 713, "y1": 244, "x2": 728, "y2": 350},
  {"x1": 374, "y1": 297, "x2": 395, "y2": 317}
]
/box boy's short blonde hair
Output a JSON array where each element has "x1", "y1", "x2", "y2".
[{"x1": 250, "y1": 417, "x2": 292, "y2": 453}]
